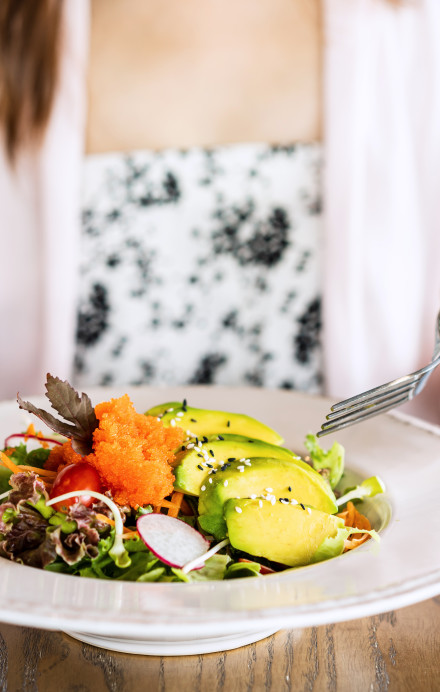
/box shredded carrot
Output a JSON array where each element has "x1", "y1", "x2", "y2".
[
  {"x1": 25, "y1": 423, "x2": 36, "y2": 439},
  {"x1": 0, "y1": 451, "x2": 21, "y2": 474},
  {"x1": 17, "y1": 466, "x2": 56, "y2": 477},
  {"x1": 337, "y1": 501, "x2": 372, "y2": 551},
  {"x1": 36, "y1": 435, "x2": 49, "y2": 449},
  {"x1": 167, "y1": 491, "x2": 184, "y2": 518},
  {"x1": 95, "y1": 513, "x2": 138, "y2": 538},
  {"x1": 0, "y1": 451, "x2": 55, "y2": 491}
]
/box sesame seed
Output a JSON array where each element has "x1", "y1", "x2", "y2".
[
  {"x1": 259, "y1": 500, "x2": 263, "y2": 508},
  {"x1": 197, "y1": 453, "x2": 203, "y2": 458},
  {"x1": 307, "y1": 507, "x2": 312, "y2": 515},
  {"x1": 227, "y1": 421, "x2": 231, "y2": 427},
  {"x1": 248, "y1": 440, "x2": 254, "y2": 443},
  {"x1": 280, "y1": 498, "x2": 288, "y2": 504},
  {"x1": 237, "y1": 466, "x2": 245, "y2": 472},
  {"x1": 244, "y1": 460, "x2": 252, "y2": 466},
  {"x1": 235, "y1": 506, "x2": 242, "y2": 513},
  {"x1": 197, "y1": 464, "x2": 203, "y2": 471},
  {"x1": 300, "y1": 503, "x2": 306, "y2": 510},
  {"x1": 209, "y1": 449, "x2": 215, "y2": 457},
  {"x1": 170, "y1": 419, "x2": 176, "y2": 427},
  {"x1": 239, "y1": 458, "x2": 245, "y2": 462},
  {"x1": 265, "y1": 488, "x2": 273, "y2": 492},
  {"x1": 290, "y1": 499, "x2": 298, "y2": 505},
  {"x1": 250, "y1": 494, "x2": 257, "y2": 499},
  {"x1": 206, "y1": 463, "x2": 213, "y2": 468},
  {"x1": 156, "y1": 417, "x2": 161, "y2": 422},
  {"x1": 181, "y1": 445, "x2": 186, "y2": 451},
  {"x1": 224, "y1": 480, "x2": 228, "y2": 487},
  {"x1": 218, "y1": 435, "x2": 224, "y2": 440},
  {"x1": 183, "y1": 398, "x2": 187, "y2": 408},
  {"x1": 218, "y1": 460, "x2": 225, "y2": 466},
  {"x1": 228, "y1": 458, "x2": 236, "y2": 462},
  {"x1": 271, "y1": 497, "x2": 276, "y2": 505},
  {"x1": 201, "y1": 485, "x2": 206, "y2": 491},
  {"x1": 288, "y1": 486, "x2": 292, "y2": 492},
  {"x1": 209, "y1": 478, "x2": 213, "y2": 484},
  {"x1": 190, "y1": 418, "x2": 197, "y2": 423},
  {"x1": 176, "y1": 411, "x2": 184, "y2": 418},
  {"x1": 186, "y1": 430, "x2": 193, "y2": 436},
  {"x1": 166, "y1": 408, "x2": 174, "y2": 413},
  {"x1": 202, "y1": 436, "x2": 208, "y2": 443}
]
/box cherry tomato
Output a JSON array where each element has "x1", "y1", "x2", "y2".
[{"x1": 49, "y1": 463, "x2": 103, "y2": 512}]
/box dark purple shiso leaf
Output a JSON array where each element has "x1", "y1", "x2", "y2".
[
  {"x1": 68, "y1": 502, "x2": 112, "y2": 538},
  {"x1": 0, "y1": 472, "x2": 112, "y2": 569},
  {"x1": 0, "y1": 503, "x2": 55, "y2": 567},
  {"x1": 8, "y1": 472, "x2": 48, "y2": 508},
  {"x1": 49, "y1": 525, "x2": 99, "y2": 565},
  {"x1": 17, "y1": 374, "x2": 98, "y2": 455}
]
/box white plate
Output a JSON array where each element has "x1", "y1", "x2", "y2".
[{"x1": 1, "y1": 386, "x2": 440, "y2": 656}]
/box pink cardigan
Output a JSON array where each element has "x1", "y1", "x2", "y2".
[{"x1": 1, "y1": 0, "x2": 440, "y2": 423}]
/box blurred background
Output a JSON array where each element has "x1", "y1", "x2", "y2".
[{"x1": 0, "y1": 0, "x2": 439, "y2": 424}]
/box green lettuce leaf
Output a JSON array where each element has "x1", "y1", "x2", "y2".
[
  {"x1": 171, "y1": 554, "x2": 231, "y2": 582},
  {"x1": 337, "y1": 476, "x2": 385, "y2": 508},
  {"x1": 0, "y1": 444, "x2": 51, "y2": 494},
  {"x1": 310, "y1": 527, "x2": 349, "y2": 563},
  {"x1": 304, "y1": 434, "x2": 345, "y2": 488},
  {"x1": 224, "y1": 560, "x2": 261, "y2": 579}
]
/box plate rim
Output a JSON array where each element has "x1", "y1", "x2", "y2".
[{"x1": 1, "y1": 386, "x2": 439, "y2": 635}]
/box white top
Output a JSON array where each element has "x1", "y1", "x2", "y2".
[{"x1": 75, "y1": 142, "x2": 324, "y2": 391}]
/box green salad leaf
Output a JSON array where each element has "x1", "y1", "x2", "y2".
[
  {"x1": 304, "y1": 434, "x2": 345, "y2": 488},
  {"x1": 0, "y1": 443, "x2": 51, "y2": 494},
  {"x1": 224, "y1": 560, "x2": 261, "y2": 579},
  {"x1": 311, "y1": 527, "x2": 349, "y2": 563},
  {"x1": 337, "y1": 476, "x2": 385, "y2": 507},
  {"x1": 172, "y1": 554, "x2": 231, "y2": 582}
]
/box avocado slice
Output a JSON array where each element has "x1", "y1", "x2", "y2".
[
  {"x1": 173, "y1": 434, "x2": 298, "y2": 496},
  {"x1": 224, "y1": 498, "x2": 345, "y2": 567},
  {"x1": 145, "y1": 402, "x2": 283, "y2": 446},
  {"x1": 198, "y1": 457, "x2": 338, "y2": 539}
]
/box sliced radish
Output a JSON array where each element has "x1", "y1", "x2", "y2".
[{"x1": 137, "y1": 513, "x2": 210, "y2": 570}]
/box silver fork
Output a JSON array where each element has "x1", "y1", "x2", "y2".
[{"x1": 317, "y1": 309, "x2": 440, "y2": 437}]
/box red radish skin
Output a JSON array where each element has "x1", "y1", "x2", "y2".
[
  {"x1": 4, "y1": 432, "x2": 63, "y2": 447},
  {"x1": 137, "y1": 513, "x2": 210, "y2": 571}
]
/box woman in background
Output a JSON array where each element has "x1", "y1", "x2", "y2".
[{"x1": 1, "y1": 0, "x2": 439, "y2": 424}]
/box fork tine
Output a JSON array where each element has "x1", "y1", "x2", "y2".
[
  {"x1": 330, "y1": 374, "x2": 418, "y2": 412},
  {"x1": 331, "y1": 356, "x2": 440, "y2": 413},
  {"x1": 325, "y1": 381, "x2": 416, "y2": 420},
  {"x1": 317, "y1": 391, "x2": 411, "y2": 437}
]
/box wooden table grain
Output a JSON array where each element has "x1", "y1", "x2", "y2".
[{"x1": 1, "y1": 597, "x2": 439, "y2": 692}]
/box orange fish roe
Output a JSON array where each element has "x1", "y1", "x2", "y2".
[
  {"x1": 45, "y1": 440, "x2": 83, "y2": 472},
  {"x1": 87, "y1": 394, "x2": 185, "y2": 507}
]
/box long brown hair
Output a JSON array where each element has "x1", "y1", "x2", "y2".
[{"x1": 0, "y1": 0, "x2": 63, "y2": 161}]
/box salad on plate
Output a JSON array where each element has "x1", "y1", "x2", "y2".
[{"x1": 0, "y1": 375, "x2": 384, "y2": 582}]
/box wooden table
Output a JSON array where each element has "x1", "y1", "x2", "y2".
[{"x1": 1, "y1": 597, "x2": 439, "y2": 691}]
